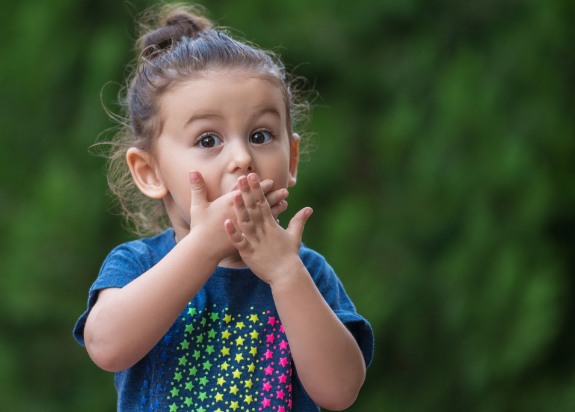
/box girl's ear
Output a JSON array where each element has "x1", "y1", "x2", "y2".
[
  {"x1": 288, "y1": 133, "x2": 300, "y2": 187},
  {"x1": 126, "y1": 148, "x2": 168, "y2": 199}
]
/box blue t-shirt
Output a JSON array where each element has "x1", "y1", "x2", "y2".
[{"x1": 74, "y1": 229, "x2": 374, "y2": 411}]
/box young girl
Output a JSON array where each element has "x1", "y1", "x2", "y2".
[{"x1": 74, "y1": 4, "x2": 373, "y2": 411}]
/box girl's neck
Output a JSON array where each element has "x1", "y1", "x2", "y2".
[{"x1": 172, "y1": 225, "x2": 247, "y2": 269}]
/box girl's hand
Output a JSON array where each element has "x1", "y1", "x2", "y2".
[
  {"x1": 224, "y1": 173, "x2": 312, "y2": 284},
  {"x1": 187, "y1": 171, "x2": 289, "y2": 261}
]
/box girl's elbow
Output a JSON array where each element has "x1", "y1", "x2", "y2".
[
  {"x1": 317, "y1": 389, "x2": 359, "y2": 411},
  {"x1": 315, "y1": 373, "x2": 365, "y2": 410},
  {"x1": 85, "y1": 338, "x2": 134, "y2": 372}
]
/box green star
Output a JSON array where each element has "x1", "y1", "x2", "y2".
[
  {"x1": 196, "y1": 334, "x2": 204, "y2": 344},
  {"x1": 199, "y1": 376, "x2": 208, "y2": 386},
  {"x1": 208, "y1": 328, "x2": 217, "y2": 339},
  {"x1": 184, "y1": 397, "x2": 193, "y2": 406},
  {"x1": 200, "y1": 317, "x2": 207, "y2": 326},
  {"x1": 170, "y1": 387, "x2": 179, "y2": 397},
  {"x1": 188, "y1": 307, "x2": 197, "y2": 316},
  {"x1": 193, "y1": 350, "x2": 201, "y2": 360},
  {"x1": 185, "y1": 381, "x2": 194, "y2": 391},
  {"x1": 206, "y1": 345, "x2": 215, "y2": 355},
  {"x1": 180, "y1": 340, "x2": 190, "y2": 350},
  {"x1": 189, "y1": 366, "x2": 198, "y2": 376},
  {"x1": 196, "y1": 407, "x2": 206, "y2": 412},
  {"x1": 174, "y1": 372, "x2": 183, "y2": 382},
  {"x1": 178, "y1": 356, "x2": 187, "y2": 366},
  {"x1": 202, "y1": 360, "x2": 212, "y2": 370},
  {"x1": 169, "y1": 403, "x2": 178, "y2": 412},
  {"x1": 185, "y1": 323, "x2": 194, "y2": 333},
  {"x1": 210, "y1": 312, "x2": 220, "y2": 321},
  {"x1": 198, "y1": 392, "x2": 207, "y2": 401}
]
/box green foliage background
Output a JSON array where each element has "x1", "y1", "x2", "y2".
[{"x1": 1, "y1": 0, "x2": 574, "y2": 410}]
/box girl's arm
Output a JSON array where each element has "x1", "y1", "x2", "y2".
[
  {"x1": 225, "y1": 174, "x2": 366, "y2": 410},
  {"x1": 84, "y1": 173, "x2": 287, "y2": 372},
  {"x1": 271, "y1": 259, "x2": 366, "y2": 410},
  {"x1": 84, "y1": 231, "x2": 220, "y2": 372}
]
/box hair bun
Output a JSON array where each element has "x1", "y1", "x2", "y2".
[{"x1": 137, "y1": 5, "x2": 213, "y2": 58}]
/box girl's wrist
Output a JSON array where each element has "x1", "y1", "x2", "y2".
[{"x1": 267, "y1": 255, "x2": 308, "y2": 291}]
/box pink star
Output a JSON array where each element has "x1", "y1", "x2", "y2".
[
  {"x1": 268, "y1": 316, "x2": 276, "y2": 326},
  {"x1": 266, "y1": 333, "x2": 275, "y2": 343},
  {"x1": 262, "y1": 382, "x2": 272, "y2": 392},
  {"x1": 278, "y1": 408, "x2": 285, "y2": 412},
  {"x1": 279, "y1": 357, "x2": 289, "y2": 367},
  {"x1": 279, "y1": 340, "x2": 289, "y2": 350},
  {"x1": 261, "y1": 397, "x2": 271, "y2": 408},
  {"x1": 265, "y1": 349, "x2": 273, "y2": 359},
  {"x1": 276, "y1": 389, "x2": 285, "y2": 399},
  {"x1": 278, "y1": 373, "x2": 288, "y2": 384},
  {"x1": 280, "y1": 325, "x2": 285, "y2": 333},
  {"x1": 288, "y1": 399, "x2": 293, "y2": 408},
  {"x1": 264, "y1": 365, "x2": 274, "y2": 375}
]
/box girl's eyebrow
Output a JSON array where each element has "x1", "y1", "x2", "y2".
[
  {"x1": 185, "y1": 112, "x2": 223, "y2": 127},
  {"x1": 184, "y1": 106, "x2": 282, "y2": 128},
  {"x1": 252, "y1": 106, "x2": 282, "y2": 120}
]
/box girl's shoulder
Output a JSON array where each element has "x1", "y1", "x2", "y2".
[
  {"x1": 109, "y1": 229, "x2": 176, "y2": 258},
  {"x1": 101, "y1": 229, "x2": 176, "y2": 272},
  {"x1": 298, "y1": 244, "x2": 338, "y2": 281}
]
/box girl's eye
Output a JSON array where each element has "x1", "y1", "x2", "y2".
[
  {"x1": 196, "y1": 134, "x2": 222, "y2": 148},
  {"x1": 250, "y1": 129, "x2": 274, "y2": 145}
]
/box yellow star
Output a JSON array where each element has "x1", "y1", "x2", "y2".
[
  {"x1": 249, "y1": 314, "x2": 259, "y2": 323},
  {"x1": 235, "y1": 353, "x2": 244, "y2": 362},
  {"x1": 244, "y1": 379, "x2": 253, "y2": 389},
  {"x1": 244, "y1": 395, "x2": 254, "y2": 405},
  {"x1": 224, "y1": 314, "x2": 232, "y2": 324},
  {"x1": 221, "y1": 346, "x2": 230, "y2": 356},
  {"x1": 220, "y1": 361, "x2": 229, "y2": 371},
  {"x1": 249, "y1": 330, "x2": 259, "y2": 340},
  {"x1": 217, "y1": 377, "x2": 226, "y2": 386},
  {"x1": 221, "y1": 330, "x2": 231, "y2": 339},
  {"x1": 232, "y1": 369, "x2": 242, "y2": 379},
  {"x1": 230, "y1": 401, "x2": 239, "y2": 411},
  {"x1": 249, "y1": 347, "x2": 258, "y2": 356},
  {"x1": 230, "y1": 385, "x2": 239, "y2": 395},
  {"x1": 235, "y1": 336, "x2": 245, "y2": 346},
  {"x1": 247, "y1": 363, "x2": 256, "y2": 373},
  {"x1": 235, "y1": 321, "x2": 245, "y2": 329},
  {"x1": 215, "y1": 392, "x2": 224, "y2": 402}
]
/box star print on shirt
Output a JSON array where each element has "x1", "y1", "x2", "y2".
[{"x1": 165, "y1": 305, "x2": 293, "y2": 411}]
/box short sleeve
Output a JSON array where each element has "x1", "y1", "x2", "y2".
[
  {"x1": 72, "y1": 243, "x2": 152, "y2": 346},
  {"x1": 300, "y1": 246, "x2": 375, "y2": 368}
]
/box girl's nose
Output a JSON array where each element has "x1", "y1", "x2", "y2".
[{"x1": 227, "y1": 140, "x2": 254, "y2": 174}]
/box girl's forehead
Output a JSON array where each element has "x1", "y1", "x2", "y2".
[
  {"x1": 179, "y1": 68, "x2": 285, "y2": 90},
  {"x1": 158, "y1": 69, "x2": 291, "y2": 129},
  {"x1": 163, "y1": 69, "x2": 289, "y2": 110}
]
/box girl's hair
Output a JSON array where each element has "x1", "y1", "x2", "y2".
[{"x1": 104, "y1": 3, "x2": 310, "y2": 235}]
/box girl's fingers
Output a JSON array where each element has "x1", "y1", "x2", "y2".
[
  {"x1": 247, "y1": 173, "x2": 269, "y2": 213},
  {"x1": 259, "y1": 179, "x2": 274, "y2": 194},
  {"x1": 224, "y1": 219, "x2": 247, "y2": 247},
  {"x1": 238, "y1": 175, "x2": 256, "y2": 212},
  {"x1": 270, "y1": 200, "x2": 288, "y2": 219},
  {"x1": 233, "y1": 189, "x2": 252, "y2": 225},
  {"x1": 286, "y1": 207, "x2": 313, "y2": 240},
  {"x1": 189, "y1": 171, "x2": 208, "y2": 208}
]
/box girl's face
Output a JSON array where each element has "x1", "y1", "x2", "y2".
[{"x1": 151, "y1": 70, "x2": 299, "y2": 234}]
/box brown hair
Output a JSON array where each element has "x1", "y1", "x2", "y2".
[{"x1": 103, "y1": 3, "x2": 310, "y2": 235}]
